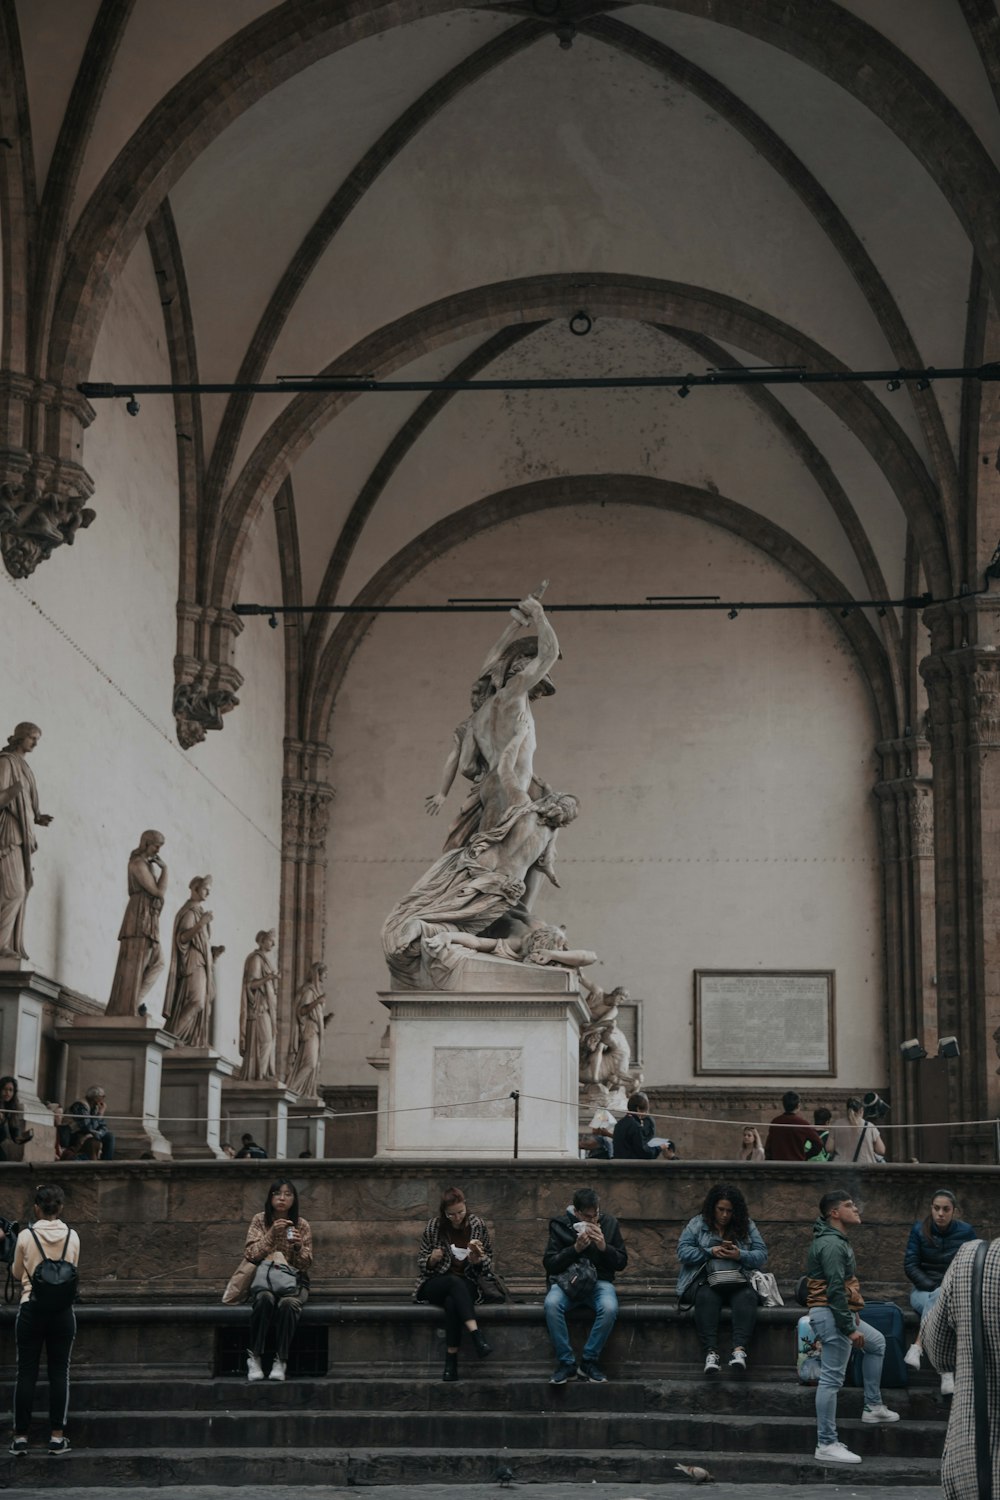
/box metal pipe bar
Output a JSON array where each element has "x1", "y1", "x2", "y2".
[
  {"x1": 234, "y1": 594, "x2": 935, "y2": 617},
  {"x1": 78, "y1": 363, "x2": 1000, "y2": 401}
]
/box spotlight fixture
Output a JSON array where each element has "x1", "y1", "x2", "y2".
[
  {"x1": 125, "y1": 395, "x2": 140, "y2": 416},
  {"x1": 569, "y1": 310, "x2": 592, "y2": 336},
  {"x1": 937, "y1": 1036, "x2": 960, "y2": 1059},
  {"x1": 899, "y1": 1038, "x2": 927, "y2": 1062},
  {"x1": 267, "y1": 612, "x2": 279, "y2": 630},
  {"x1": 886, "y1": 379, "x2": 901, "y2": 392},
  {"x1": 677, "y1": 383, "x2": 691, "y2": 399},
  {"x1": 555, "y1": 21, "x2": 576, "y2": 48},
  {"x1": 915, "y1": 377, "x2": 931, "y2": 391},
  {"x1": 728, "y1": 607, "x2": 739, "y2": 620},
  {"x1": 840, "y1": 607, "x2": 852, "y2": 618}
]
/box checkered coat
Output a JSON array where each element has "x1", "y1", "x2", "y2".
[{"x1": 924, "y1": 1237, "x2": 1000, "y2": 1499}]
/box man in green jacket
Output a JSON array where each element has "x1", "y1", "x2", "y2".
[{"x1": 805, "y1": 1190, "x2": 900, "y2": 1464}]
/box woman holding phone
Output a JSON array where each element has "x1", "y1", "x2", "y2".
[
  {"x1": 414, "y1": 1186, "x2": 494, "y2": 1380},
  {"x1": 677, "y1": 1182, "x2": 768, "y2": 1376},
  {"x1": 243, "y1": 1178, "x2": 312, "y2": 1382}
]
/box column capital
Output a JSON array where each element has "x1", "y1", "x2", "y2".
[{"x1": 172, "y1": 603, "x2": 245, "y2": 749}]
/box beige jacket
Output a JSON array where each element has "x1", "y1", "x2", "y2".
[{"x1": 11, "y1": 1218, "x2": 81, "y2": 1304}]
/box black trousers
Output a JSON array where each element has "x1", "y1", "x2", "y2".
[
  {"x1": 693, "y1": 1281, "x2": 759, "y2": 1354},
  {"x1": 248, "y1": 1285, "x2": 308, "y2": 1362},
  {"x1": 419, "y1": 1273, "x2": 476, "y2": 1347},
  {"x1": 14, "y1": 1300, "x2": 76, "y2": 1433}
]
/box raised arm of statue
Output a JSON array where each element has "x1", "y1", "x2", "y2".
[{"x1": 494, "y1": 594, "x2": 559, "y2": 703}]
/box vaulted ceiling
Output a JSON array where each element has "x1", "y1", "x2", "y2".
[{"x1": 5, "y1": 0, "x2": 1000, "y2": 745}]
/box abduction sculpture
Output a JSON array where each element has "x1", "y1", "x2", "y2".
[
  {"x1": 0, "y1": 722, "x2": 53, "y2": 960},
  {"x1": 382, "y1": 588, "x2": 583, "y2": 990},
  {"x1": 106, "y1": 831, "x2": 168, "y2": 1016},
  {"x1": 578, "y1": 974, "x2": 642, "y2": 1109}
]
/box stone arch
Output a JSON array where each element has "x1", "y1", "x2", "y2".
[
  {"x1": 45, "y1": 0, "x2": 1000, "y2": 390},
  {"x1": 303, "y1": 473, "x2": 900, "y2": 748},
  {"x1": 211, "y1": 273, "x2": 951, "y2": 607}
]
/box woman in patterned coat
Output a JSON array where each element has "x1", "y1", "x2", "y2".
[{"x1": 924, "y1": 1236, "x2": 999, "y2": 1499}]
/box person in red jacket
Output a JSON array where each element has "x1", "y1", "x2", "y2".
[{"x1": 765, "y1": 1091, "x2": 825, "y2": 1161}]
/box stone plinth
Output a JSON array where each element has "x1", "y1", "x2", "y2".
[
  {"x1": 377, "y1": 957, "x2": 588, "y2": 1159},
  {"x1": 56, "y1": 1014, "x2": 176, "y2": 1158},
  {"x1": 0, "y1": 964, "x2": 60, "y2": 1156},
  {"x1": 286, "y1": 1101, "x2": 335, "y2": 1159},
  {"x1": 222, "y1": 1079, "x2": 295, "y2": 1158},
  {"x1": 162, "y1": 1048, "x2": 235, "y2": 1159}
]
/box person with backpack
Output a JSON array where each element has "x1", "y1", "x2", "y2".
[{"x1": 9, "y1": 1183, "x2": 79, "y2": 1456}]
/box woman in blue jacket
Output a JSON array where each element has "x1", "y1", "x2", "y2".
[
  {"x1": 677, "y1": 1182, "x2": 768, "y2": 1376},
  {"x1": 903, "y1": 1188, "x2": 976, "y2": 1394}
]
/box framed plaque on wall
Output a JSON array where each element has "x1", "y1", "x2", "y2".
[{"x1": 694, "y1": 970, "x2": 835, "y2": 1076}]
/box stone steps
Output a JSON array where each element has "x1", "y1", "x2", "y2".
[{"x1": 1, "y1": 1375, "x2": 947, "y2": 1488}]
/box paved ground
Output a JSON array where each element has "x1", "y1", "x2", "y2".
[{"x1": 3, "y1": 1485, "x2": 944, "y2": 1498}]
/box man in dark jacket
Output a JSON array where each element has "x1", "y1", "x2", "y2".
[
  {"x1": 612, "y1": 1092, "x2": 664, "y2": 1160},
  {"x1": 542, "y1": 1186, "x2": 627, "y2": 1384},
  {"x1": 805, "y1": 1190, "x2": 900, "y2": 1465}
]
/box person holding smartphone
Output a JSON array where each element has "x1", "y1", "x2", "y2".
[
  {"x1": 243, "y1": 1178, "x2": 312, "y2": 1382},
  {"x1": 676, "y1": 1183, "x2": 768, "y2": 1376},
  {"x1": 414, "y1": 1187, "x2": 495, "y2": 1381}
]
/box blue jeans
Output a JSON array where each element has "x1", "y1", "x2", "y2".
[
  {"x1": 909, "y1": 1286, "x2": 940, "y2": 1328},
  {"x1": 545, "y1": 1279, "x2": 618, "y2": 1366},
  {"x1": 809, "y1": 1306, "x2": 885, "y2": 1446}
]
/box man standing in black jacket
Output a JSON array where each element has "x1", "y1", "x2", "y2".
[
  {"x1": 612, "y1": 1092, "x2": 664, "y2": 1160},
  {"x1": 542, "y1": 1186, "x2": 628, "y2": 1384}
]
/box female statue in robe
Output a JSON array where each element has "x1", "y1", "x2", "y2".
[
  {"x1": 285, "y1": 962, "x2": 330, "y2": 1098},
  {"x1": 238, "y1": 929, "x2": 278, "y2": 1081},
  {"x1": 106, "y1": 831, "x2": 167, "y2": 1016},
  {"x1": 164, "y1": 875, "x2": 218, "y2": 1047}
]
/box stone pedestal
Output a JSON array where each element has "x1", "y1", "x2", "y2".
[
  {"x1": 161, "y1": 1048, "x2": 236, "y2": 1159},
  {"x1": 222, "y1": 1079, "x2": 295, "y2": 1158},
  {"x1": 0, "y1": 963, "x2": 61, "y2": 1157},
  {"x1": 377, "y1": 957, "x2": 589, "y2": 1159},
  {"x1": 55, "y1": 1014, "x2": 176, "y2": 1159},
  {"x1": 286, "y1": 1101, "x2": 335, "y2": 1159}
]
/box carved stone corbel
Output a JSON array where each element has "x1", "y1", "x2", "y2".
[
  {"x1": 0, "y1": 370, "x2": 96, "y2": 579},
  {"x1": 173, "y1": 602, "x2": 244, "y2": 749}
]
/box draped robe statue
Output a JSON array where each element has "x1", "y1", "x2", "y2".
[
  {"x1": 164, "y1": 876, "x2": 219, "y2": 1047},
  {"x1": 106, "y1": 831, "x2": 168, "y2": 1016},
  {"x1": 238, "y1": 929, "x2": 279, "y2": 1081},
  {"x1": 285, "y1": 962, "x2": 330, "y2": 1098},
  {"x1": 0, "y1": 723, "x2": 53, "y2": 959}
]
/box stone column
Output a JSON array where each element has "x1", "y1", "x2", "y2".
[
  {"x1": 874, "y1": 735, "x2": 937, "y2": 1159},
  {"x1": 921, "y1": 585, "x2": 1000, "y2": 1159},
  {"x1": 278, "y1": 739, "x2": 333, "y2": 1067}
]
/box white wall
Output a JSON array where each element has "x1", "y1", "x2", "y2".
[
  {"x1": 0, "y1": 236, "x2": 285, "y2": 1064},
  {"x1": 323, "y1": 502, "x2": 884, "y2": 1090}
]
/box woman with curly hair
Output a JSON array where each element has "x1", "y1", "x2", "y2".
[{"x1": 677, "y1": 1182, "x2": 768, "y2": 1376}]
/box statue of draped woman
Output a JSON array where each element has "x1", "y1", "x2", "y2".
[
  {"x1": 0, "y1": 723, "x2": 53, "y2": 959},
  {"x1": 237, "y1": 929, "x2": 278, "y2": 1081},
  {"x1": 164, "y1": 875, "x2": 221, "y2": 1047},
  {"x1": 106, "y1": 831, "x2": 168, "y2": 1016},
  {"x1": 285, "y1": 962, "x2": 330, "y2": 1098}
]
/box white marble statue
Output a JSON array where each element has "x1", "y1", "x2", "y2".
[
  {"x1": 578, "y1": 973, "x2": 639, "y2": 1108},
  {"x1": 164, "y1": 875, "x2": 222, "y2": 1047},
  {"x1": 106, "y1": 830, "x2": 168, "y2": 1016},
  {"x1": 0, "y1": 722, "x2": 53, "y2": 959},
  {"x1": 238, "y1": 929, "x2": 279, "y2": 1081},
  {"x1": 285, "y1": 961, "x2": 330, "y2": 1098}
]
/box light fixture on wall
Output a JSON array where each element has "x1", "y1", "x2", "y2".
[
  {"x1": 937, "y1": 1035, "x2": 960, "y2": 1059},
  {"x1": 899, "y1": 1034, "x2": 960, "y2": 1061},
  {"x1": 899, "y1": 1038, "x2": 927, "y2": 1062}
]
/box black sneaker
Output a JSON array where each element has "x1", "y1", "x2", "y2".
[
  {"x1": 578, "y1": 1360, "x2": 607, "y2": 1383},
  {"x1": 48, "y1": 1437, "x2": 71, "y2": 1455},
  {"x1": 9, "y1": 1437, "x2": 27, "y2": 1457},
  {"x1": 550, "y1": 1362, "x2": 576, "y2": 1385}
]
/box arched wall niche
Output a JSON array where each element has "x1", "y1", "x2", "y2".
[{"x1": 321, "y1": 494, "x2": 885, "y2": 1093}]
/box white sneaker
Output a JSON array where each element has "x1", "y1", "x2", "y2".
[
  {"x1": 268, "y1": 1356, "x2": 286, "y2": 1382},
  {"x1": 904, "y1": 1342, "x2": 922, "y2": 1370},
  {"x1": 815, "y1": 1441, "x2": 862, "y2": 1464},
  {"x1": 703, "y1": 1351, "x2": 721, "y2": 1375},
  {"x1": 247, "y1": 1352, "x2": 264, "y2": 1382},
  {"x1": 862, "y1": 1403, "x2": 901, "y2": 1423},
  {"x1": 940, "y1": 1372, "x2": 955, "y2": 1396},
  {"x1": 728, "y1": 1348, "x2": 748, "y2": 1372}
]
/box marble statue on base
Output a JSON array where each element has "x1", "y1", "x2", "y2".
[
  {"x1": 383, "y1": 589, "x2": 582, "y2": 990},
  {"x1": 237, "y1": 929, "x2": 279, "y2": 1081},
  {"x1": 578, "y1": 973, "x2": 641, "y2": 1110},
  {"x1": 106, "y1": 831, "x2": 168, "y2": 1016},
  {"x1": 164, "y1": 875, "x2": 223, "y2": 1047},
  {"x1": 285, "y1": 961, "x2": 330, "y2": 1098},
  {"x1": 0, "y1": 722, "x2": 53, "y2": 960}
]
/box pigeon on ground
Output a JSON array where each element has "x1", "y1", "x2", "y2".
[
  {"x1": 674, "y1": 1462, "x2": 714, "y2": 1482},
  {"x1": 495, "y1": 1464, "x2": 514, "y2": 1487}
]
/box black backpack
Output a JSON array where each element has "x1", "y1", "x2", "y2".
[
  {"x1": 0, "y1": 1217, "x2": 20, "y2": 1303},
  {"x1": 27, "y1": 1227, "x2": 78, "y2": 1311}
]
